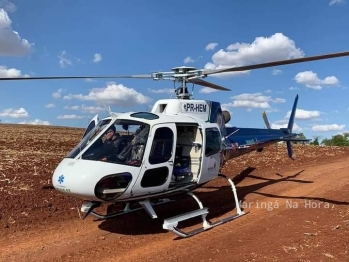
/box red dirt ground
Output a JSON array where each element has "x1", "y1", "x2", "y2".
[{"x1": 1, "y1": 123, "x2": 349, "y2": 261}]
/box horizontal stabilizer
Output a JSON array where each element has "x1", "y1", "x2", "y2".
[{"x1": 275, "y1": 138, "x2": 310, "y2": 142}]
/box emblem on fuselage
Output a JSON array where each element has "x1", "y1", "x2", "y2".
[{"x1": 58, "y1": 175, "x2": 65, "y2": 184}]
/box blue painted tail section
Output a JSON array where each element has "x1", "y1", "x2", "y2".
[
  {"x1": 287, "y1": 94, "x2": 298, "y2": 132},
  {"x1": 224, "y1": 95, "x2": 305, "y2": 159}
]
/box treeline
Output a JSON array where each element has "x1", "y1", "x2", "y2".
[{"x1": 305, "y1": 133, "x2": 349, "y2": 146}]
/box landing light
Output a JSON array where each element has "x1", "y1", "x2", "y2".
[{"x1": 94, "y1": 173, "x2": 132, "y2": 201}]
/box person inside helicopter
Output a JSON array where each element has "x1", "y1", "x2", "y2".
[
  {"x1": 92, "y1": 125, "x2": 121, "y2": 161},
  {"x1": 80, "y1": 125, "x2": 122, "y2": 161},
  {"x1": 78, "y1": 120, "x2": 150, "y2": 166},
  {"x1": 116, "y1": 124, "x2": 150, "y2": 166}
]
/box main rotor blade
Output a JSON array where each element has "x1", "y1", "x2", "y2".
[
  {"x1": 203, "y1": 51, "x2": 349, "y2": 75},
  {"x1": 0, "y1": 74, "x2": 153, "y2": 81},
  {"x1": 188, "y1": 78, "x2": 231, "y2": 91}
]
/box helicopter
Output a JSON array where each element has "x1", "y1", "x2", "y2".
[{"x1": 2, "y1": 51, "x2": 349, "y2": 238}]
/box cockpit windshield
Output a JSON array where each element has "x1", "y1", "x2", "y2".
[
  {"x1": 67, "y1": 118, "x2": 112, "y2": 159},
  {"x1": 67, "y1": 118, "x2": 150, "y2": 167}
]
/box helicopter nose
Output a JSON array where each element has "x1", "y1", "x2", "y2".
[
  {"x1": 52, "y1": 158, "x2": 134, "y2": 202},
  {"x1": 52, "y1": 159, "x2": 93, "y2": 200}
]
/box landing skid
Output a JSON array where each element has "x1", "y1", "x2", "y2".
[
  {"x1": 80, "y1": 174, "x2": 245, "y2": 238},
  {"x1": 80, "y1": 198, "x2": 173, "y2": 220},
  {"x1": 162, "y1": 173, "x2": 246, "y2": 238}
]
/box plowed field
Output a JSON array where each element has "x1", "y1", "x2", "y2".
[{"x1": 1, "y1": 123, "x2": 349, "y2": 261}]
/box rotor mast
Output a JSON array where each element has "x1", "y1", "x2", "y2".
[{"x1": 171, "y1": 66, "x2": 197, "y2": 100}]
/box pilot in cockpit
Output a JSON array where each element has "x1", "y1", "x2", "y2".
[
  {"x1": 117, "y1": 125, "x2": 149, "y2": 165},
  {"x1": 94, "y1": 125, "x2": 120, "y2": 161}
]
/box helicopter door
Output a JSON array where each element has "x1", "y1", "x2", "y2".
[
  {"x1": 133, "y1": 123, "x2": 176, "y2": 195},
  {"x1": 82, "y1": 114, "x2": 99, "y2": 138},
  {"x1": 197, "y1": 126, "x2": 222, "y2": 184}
]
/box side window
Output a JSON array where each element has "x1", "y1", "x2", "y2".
[
  {"x1": 141, "y1": 167, "x2": 169, "y2": 187},
  {"x1": 149, "y1": 127, "x2": 174, "y2": 164},
  {"x1": 205, "y1": 128, "x2": 221, "y2": 156}
]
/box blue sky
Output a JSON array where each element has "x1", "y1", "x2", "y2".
[{"x1": 0, "y1": 0, "x2": 349, "y2": 140}]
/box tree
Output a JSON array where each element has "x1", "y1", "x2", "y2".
[
  {"x1": 310, "y1": 136, "x2": 320, "y2": 146},
  {"x1": 321, "y1": 133, "x2": 349, "y2": 146},
  {"x1": 294, "y1": 133, "x2": 308, "y2": 144}
]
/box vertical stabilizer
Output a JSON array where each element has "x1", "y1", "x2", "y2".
[{"x1": 287, "y1": 94, "x2": 299, "y2": 133}]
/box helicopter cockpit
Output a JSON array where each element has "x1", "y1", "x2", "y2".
[{"x1": 67, "y1": 118, "x2": 150, "y2": 167}]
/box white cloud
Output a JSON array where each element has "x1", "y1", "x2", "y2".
[
  {"x1": 272, "y1": 69, "x2": 282, "y2": 75},
  {"x1": 312, "y1": 124, "x2": 345, "y2": 132},
  {"x1": 0, "y1": 107, "x2": 28, "y2": 118},
  {"x1": 222, "y1": 93, "x2": 285, "y2": 109},
  {"x1": 52, "y1": 88, "x2": 63, "y2": 99},
  {"x1": 265, "y1": 108, "x2": 280, "y2": 113},
  {"x1": 294, "y1": 70, "x2": 339, "y2": 90},
  {"x1": 183, "y1": 56, "x2": 195, "y2": 63},
  {"x1": 18, "y1": 119, "x2": 50, "y2": 125},
  {"x1": 265, "y1": 89, "x2": 272, "y2": 93},
  {"x1": 205, "y1": 43, "x2": 218, "y2": 51},
  {"x1": 289, "y1": 86, "x2": 299, "y2": 90},
  {"x1": 57, "y1": 114, "x2": 85, "y2": 119},
  {"x1": 205, "y1": 33, "x2": 304, "y2": 77},
  {"x1": 44, "y1": 103, "x2": 55, "y2": 108},
  {"x1": 148, "y1": 88, "x2": 174, "y2": 94},
  {"x1": 58, "y1": 51, "x2": 72, "y2": 68},
  {"x1": 93, "y1": 53, "x2": 102, "y2": 63},
  {"x1": 329, "y1": 0, "x2": 344, "y2": 6},
  {"x1": 272, "y1": 98, "x2": 286, "y2": 103},
  {"x1": 0, "y1": 65, "x2": 28, "y2": 77},
  {"x1": 64, "y1": 105, "x2": 80, "y2": 110},
  {"x1": 286, "y1": 109, "x2": 321, "y2": 120},
  {"x1": 0, "y1": 0, "x2": 16, "y2": 12},
  {"x1": 64, "y1": 104, "x2": 105, "y2": 114},
  {"x1": 63, "y1": 83, "x2": 151, "y2": 106},
  {"x1": 81, "y1": 105, "x2": 105, "y2": 114},
  {"x1": 0, "y1": 9, "x2": 33, "y2": 56},
  {"x1": 271, "y1": 121, "x2": 303, "y2": 132},
  {"x1": 199, "y1": 87, "x2": 219, "y2": 94}
]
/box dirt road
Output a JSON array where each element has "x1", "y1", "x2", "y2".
[{"x1": 1, "y1": 156, "x2": 349, "y2": 262}]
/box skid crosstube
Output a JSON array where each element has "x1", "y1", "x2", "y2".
[
  {"x1": 80, "y1": 173, "x2": 245, "y2": 238},
  {"x1": 162, "y1": 174, "x2": 246, "y2": 238},
  {"x1": 80, "y1": 198, "x2": 173, "y2": 220}
]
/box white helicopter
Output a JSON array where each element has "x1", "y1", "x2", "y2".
[{"x1": 3, "y1": 51, "x2": 349, "y2": 237}]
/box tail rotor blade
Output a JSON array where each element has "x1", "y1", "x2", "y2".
[{"x1": 262, "y1": 111, "x2": 271, "y2": 129}]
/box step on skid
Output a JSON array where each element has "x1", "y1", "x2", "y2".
[{"x1": 162, "y1": 174, "x2": 246, "y2": 238}]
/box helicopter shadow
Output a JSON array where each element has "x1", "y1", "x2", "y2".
[
  {"x1": 95, "y1": 168, "x2": 294, "y2": 235},
  {"x1": 98, "y1": 166, "x2": 344, "y2": 236},
  {"x1": 232, "y1": 169, "x2": 349, "y2": 207}
]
